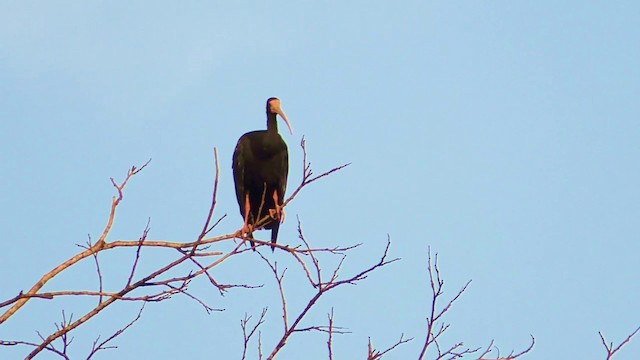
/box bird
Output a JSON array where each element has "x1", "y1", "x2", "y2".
[{"x1": 232, "y1": 97, "x2": 293, "y2": 251}]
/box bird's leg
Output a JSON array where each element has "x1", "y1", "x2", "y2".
[
  {"x1": 268, "y1": 190, "x2": 286, "y2": 223},
  {"x1": 235, "y1": 194, "x2": 254, "y2": 238}
]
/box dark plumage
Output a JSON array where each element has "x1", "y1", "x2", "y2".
[{"x1": 232, "y1": 97, "x2": 293, "y2": 250}]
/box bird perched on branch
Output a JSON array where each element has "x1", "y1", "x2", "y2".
[{"x1": 232, "y1": 97, "x2": 293, "y2": 251}]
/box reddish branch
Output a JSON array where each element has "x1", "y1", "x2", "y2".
[
  {"x1": 476, "y1": 336, "x2": 535, "y2": 360},
  {"x1": 0, "y1": 160, "x2": 150, "y2": 324},
  {"x1": 86, "y1": 305, "x2": 145, "y2": 359},
  {"x1": 368, "y1": 334, "x2": 413, "y2": 360},
  {"x1": 241, "y1": 308, "x2": 268, "y2": 360},
  {"x1": 418, "y1": 248, "x2": 475, "y2": 360},
  {"x1": 418, "y1": 248, "x2": 535, "y2": 360},
  {"x1": 192, "y1": 147, "x2": 225, "y2": 256},
  {"x1": 26, "y1": 248, "x2": 202, "y2": 358},
  {"x1": 283, "y1": 136, "x2": 350, "y2": 209},
  {"x1": 258, "y1": 221, "x2": 398, "y2": 360},
  {"x1": 327, "y1": 309, "x2": 335, "y2": 360},
  {"x1": 599, "y1": 326, "x2": 640, "y2": 360}
]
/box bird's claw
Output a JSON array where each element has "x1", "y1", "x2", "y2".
[
  {"x1": 269, "y1": 205, "x2": 286, "y2": 223},
  {"x1": 235, "y1": 223, "x2": 254, "y2": 238}
]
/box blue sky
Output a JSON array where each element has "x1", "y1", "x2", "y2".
[{"x1": 1, "y1": 1, "x2": 639, "y2": 359}]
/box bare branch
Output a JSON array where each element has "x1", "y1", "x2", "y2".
[
  {"x1": 259, "y1": 254, "x2": 289, "y2": 333},
  {"x1": 197, "y1": 147, "x2": 221, "y2": 244},
  {"x1": 87, "y1": 305, "x2": 145, "y2": 359},
  {"x1": 477, "y1": 335, "x2": 535, "y2": 360},
  {"x1": 297, "y1": 218, "x2": 322, "y2": 287},
  {"x1": 79, "y1": 234, "x2": 105, "y2": 305},
  {"x1": 265, "y1": 238, "x2": 396, "y2": 360},
  {"x1": 418, "y1": 247, "x2": 473, "y2": 360},
  {"x1": 0, "y1": 160, "x2": 150, "y2": 324},
  {"x1": 367, "y1": 334, "x2": 412, "y2": 360},
  {"x1": 0, "y1": 339, "x2": 69, "y2": 359},
  {"x1": 241, "y1": 308, "x2": 268, "y2": 360},
  {"x1": 24, "y1": 245, "x2": 211, "y2": 358},
  {"x1": 599, "y1": 326, "x2": 640, "y2": 360},
  {"x1": 322, "y1": 237, "x2": 398, "y2": 291},
  {"x1": 282, "y1": 136, "x2": 350, "y2": 209},
  {"x1": 327, "y1": 309, "x2": 335, "y2": 360},
  {"x1": 126, "y1": 219, "x2": 150, "y2": 287}
]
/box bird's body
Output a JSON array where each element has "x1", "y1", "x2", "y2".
[{"x1": 232, "y1": 98, "x2": 292, "y2": 250}]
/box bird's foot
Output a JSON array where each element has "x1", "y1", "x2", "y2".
[
  {"x1": 235, "y1": 223, "x2": 257, "y2": 250},
  {"x1": 235, "y1": 223, "x2": 254, "y2": 239},
  {"x1": 269, "y1": 205, "x2": 286, "y2": 223}
]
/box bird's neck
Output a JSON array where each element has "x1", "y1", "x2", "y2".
[{"x1": 266, "y1": 112, "x2": 278, "y2": 133}]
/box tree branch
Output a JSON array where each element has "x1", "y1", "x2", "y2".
[{"x1": 599, "y1": 326, "x2": 640, "y2": 360}]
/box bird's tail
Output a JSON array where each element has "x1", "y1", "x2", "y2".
[{"x1": 270, "y1": 222, "x2": 280, "y2": 252}]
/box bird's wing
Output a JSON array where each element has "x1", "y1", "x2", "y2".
[
  {"x1": 280, "y1": 144, "x2": 289, "y2": 203},
  {"x1": 232, "y1": 137, "x2": 247, "y2": 213}
]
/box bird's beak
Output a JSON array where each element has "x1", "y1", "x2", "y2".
[
  {"x1": 277, "y1": 110, "x2": 293, "y2": 135},
  {"x1": 272, "y1": 104, "x2": 293, "y2": 135},
  {"x1": 269, "y1": 99, "x2": 294, "y2": 135}
]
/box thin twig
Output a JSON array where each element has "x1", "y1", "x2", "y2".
[
  {"x1": 477, "y1": 335, "x2": 535, "y2": 360},
  {"x1": 419, "y1": 247, "x2": 473, "y2": 360},
  {"x1": 0, "y1": 161, "x2": 150, "y2": 324},
  {"x1": 241, "y1": 308, "x2": 268, "y2": 360},
  {"x1": 327, "y1": 309, "x2": 335, "y2": 360},
  {"x1": 265, "y1": 239, "x2": 396, "y2": 360},
  {"x1": 87, "y1": 305, "x2": 145, "y2": 359},
  {"x1": 126, "y1": 219, "x2": 150, "y2": 287},
  {"x1": 196, "y1": 147, "x2": 220, "y2": 245},
  {"x1": 259, "y1": 253, "x2": 289, "y2": 333},
  {"x1": 82, "y1": 235, "x2": 104, "y2": 305},
  {"x1": 599, "y1": 326, "x2": 640, "y2": 360},
  {"x1": 368, "y1": 334, "x2": 413, "y2": 360}
]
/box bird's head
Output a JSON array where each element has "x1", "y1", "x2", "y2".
[{"x1": 267, "y1": 97, "x2": 293, "y2": 135}]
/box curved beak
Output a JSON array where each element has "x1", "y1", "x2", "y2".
[
  {"x1": 271, "y1": 102, "x2": 293, "y2": 135},
  {"x1": 276, "y1": 109, "x2": 293, "y2": 135}
]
